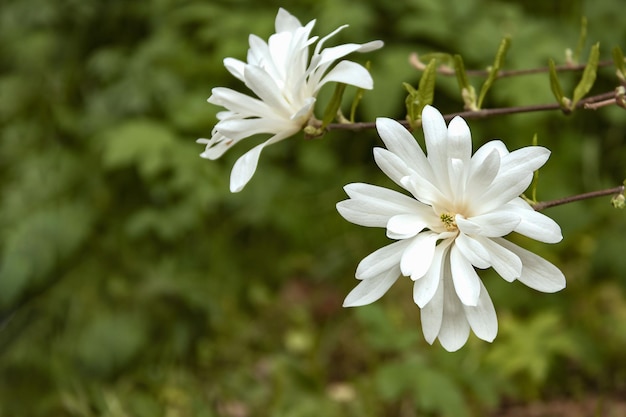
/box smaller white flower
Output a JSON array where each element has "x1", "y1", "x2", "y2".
[
  {"x1": 337, "y1": 105, "x2": 566, "y2": 351},
  {"x1": 198, "y1": 8, "x2": 383, "y2": 192}
]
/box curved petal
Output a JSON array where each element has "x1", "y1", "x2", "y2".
[
  {"x1": 343, "y1": 265, "x2": 401, "y2": 307},
  {"x1": 465, "y1": 148, "x2": 501, "y2": 201},
  {"x1": 373, "y1": 147, "x2": 414, "y2": 187},
  {"x1": 446, "y1": 116, "x2": 472, "y2": 164},
  {"x1": 437, "y1": 274, "x2": 471, "y2": 352},
  {"x1": 414, "y1": 239, "x2": 452, "y2": 307},
  {"x1": 507, "y1": 199, "x2": 563, "y2": 243},
  {"x1": 243, "y1": 65, "x2": 292, "y2": 115},
  {"x1": 336, "y1": 183, "x2": 430, "y2": 228},
  {"x1": 400, "y1": 231, "x2": 439, "y2": 279},
  {"x1": 459, "y1": 210, "x2": 521, "y2": 238},
  {"x1": 473, "y1": 236, "x2": 522, "y2": 282},
  {"x1": 355, "y1": 240, "x2": 410, "y2": 280},
  {"x1": 455, "y1": 233, "x2": 491, "y2": 269},
  {"x1": 387, "y1": 214, "x2": 428, "y2": 240},
  {"x1": 229, "y1": 132, "x2": 291, "y2": 192},
  {"x1": 450, "y1": 244, "x2": 481, "y2": 306},
  {"x1": 421, "y1": 105, "x2": 451, "y2": 195},
  {"x1": 463, "y1": 280, "x2": 498, "y2": 342},
  {"x1": 375, "y1": 118, "x2": 433, "y2": 182},
  {"x1": 420, "y1": 272, "x2": 445, "y2": 344},
  {"x1": 316, "y1": 60, "x2": 374, "y2": 90},
  {"x1": 275, "y1": 8, "x2": 305, "y2": 32},
  {"x1": 494, "y1": 238, "x2": 566, "y2": 293}
]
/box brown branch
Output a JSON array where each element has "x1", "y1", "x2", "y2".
[
  {"x1": 409, "y1": 53, "x2": 614, "y2": 78},
  {"x1": 323, "y1": 90, "x2": 620, "y2": 132},
  {"x1": 532, "y1": 185, "x2": 625, "y2": 211}
]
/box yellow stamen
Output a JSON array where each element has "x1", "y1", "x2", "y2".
[{"x1": 440, "y1": 212, "x2": 458, "y2": 231}]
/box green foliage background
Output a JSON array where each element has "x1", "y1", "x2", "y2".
[{"x1": 1, "y1": 0, "x2": 625, "y2": 416}]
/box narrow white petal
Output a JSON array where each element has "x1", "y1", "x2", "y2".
[
  {"x1": 373, "y1": 147, "x2": 414, "y2": 187},
  {"x1": 217, "y1": 117, "x2": 293, "y2": 140},
  {"x1": 400, "y1": 232, "x2": 439, "y2": 279},
  {"x1": 414, "y1": 239, "x2": 452, "y2": 307},
  {"x1": 275, "y1": 8, "x2": 304, "y2": 32},
  {"x1": 243, "y1": 65, "x2": 292, "y2": 115},
  {"x1": 507, "y1": 199, "x2": 563, "y2": 243},
  {"x1": 460, "y1": 210, "x2": 521, "y2": 238},
  {"x1": 343, "y1": 266, "x2": 401, "y2": 307},
  {"x1": 387, "y1": 214, "x2": 428, "y2": 240},
  {"x1": 223, "y1": 57, "x2": 246, "y2": 81},
  {"x1": 229, "y1": 132, "x2": 290, "y2": 192},
  {"x1": 437, "y1": 275, "x2": 471, "y2": 352},
  {"x1": 474, "y1": 236, "x2": 522, "y2": 282},
  {"x1": 494, "y1": 238, "x2": 566, "y2": 292},
  {"x1": 421, "y1": 105, "x2": 451, "y2": 195},
  {"x1": 465, "y1": 148, "x2": 500, "y2": 198},
  {"x1": 446, "y1": 116, "x2": 472, "y2": 163},
  {"x1": 375, "y1": 118, "x2": 434, "y2": 183},
  {"x1": 356, "y1": 240, "x2": 410, "y2": 280},
  {"x1": 463, "y1": 280, "x2": 498, "y2": 342},
  {"x1": 454, "y1": 233, "x2": 491, "y2": 269},
  {"x1": 336, "y1": 183, "x2": 429, "y2": 227},
  {"x1": 450, "y1": 244, "x2": 481, "y2": 306},
  {"x1": 420, "y1": 274, "x2": 445, "y2": 344},
  {"x1": 402, "y1": 174, "x2": 450, "y2": 208},
  {"x1": 500, "y1": 146, "x2": 550, "y2": 175},
  {"x1": 317, "y1": 60, "x2": 374, "y2": 90}
]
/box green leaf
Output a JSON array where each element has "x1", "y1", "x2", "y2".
[
  {"x1": 417, "y1": 58, "x2": 437, "y2": 107},
  {"x1": 453, "y1": 54, "x2": 477, "y2": 111},
  {"x1": 548, "y1": 58, "x2": 568, "y2": 109},
  {"x1": 321, "y1": 82, "x2": 346, "y2": 128},
  {"x1": 572, "y1": 42, "x2": 600, "y2": 107},
  {"x1": 612, "y1": 46, "x2": 626, "y2": 82},
  {"x1": 404, "y1": 58, "x2": 437, "y2": 129},
  {"x1": 477, "y1": 36, "x2": 511, "y2": 109}
]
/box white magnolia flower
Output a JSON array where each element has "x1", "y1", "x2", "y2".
[
  {"x1": 336, "y1": 105, "x2": 565, "y2": 352},
  {"x1": 198, "y1": 8, "x2": 383, "y2": 192}
]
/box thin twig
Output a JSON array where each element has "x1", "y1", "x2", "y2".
[
  {"x1": 324, "y1": 90, "x2": 620, "y2": 132},
  {"x1": 532, "y1": 185, "x2": 625, "y2": 211},
  {"x1": 409, "y1": 53, "x2": 614, "y2": 78}
]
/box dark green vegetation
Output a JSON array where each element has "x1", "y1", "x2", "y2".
[{"x1": 1, "y1": 0, "x2": 625, "y2": 415}]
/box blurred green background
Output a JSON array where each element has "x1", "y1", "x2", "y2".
[{"x1": 1, "y1": 0, "x2": 625, "y2": 416}]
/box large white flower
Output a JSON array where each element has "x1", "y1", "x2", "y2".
[
  {"x1": 198, "y1": 8, "x2": 383, "y2": 192},
  {"x1": 336, "y1": 105, "x2": 565, "y2": 352}
]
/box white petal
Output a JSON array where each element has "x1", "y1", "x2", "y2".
[
  {"x1": 216, "y1": 117, "x2": 292, "y2": 140},
  {"x1": 401, "y1": 174, "x2": 450, "y2": 208},
  {"x1": 437, "y1": 275, "x2": 471, "y2": 352},
  {"x1": 337, "y1": 183, "x2": 429, "y2": 228},
  {"x1": 229, "y1": 132, "x2": 290, "y2": 192},
  {"x1": 275, "y1": 8, "x2": 304, "y2": 32},
  {"x1": 450, "y1": 244, "x2": 481, "y2": 306},
  {"x1": 375, "y1": 118, "x2": 434, "y2": 182},
  {"x1": 317, "y1": 60, "x2": 374, "y2": 90},
  {"x1": 458, "y1": 210, "x2": 521, "y2": 238},
  {"x1": 420, "y1": 273, "x2": 445, "y2": 344},
  {"x1": 343, "y1": 265, "x2": 401, "y2": 307},
  {"x1": 508, "y1": 199, "x2": 563, "y2": 243},
  {"x1": 387, "y1": 214, "x2": 427, "y2": 240},
  {"x1": 223, "y1": 57, "x2": 246, "y2": 81},
  {"x1": 463, "y1": 280, "x2": 498, "y2": 342},
  {"x1": 414, "y1": 239, "x2": 452, "y2": 307},
  {"x1": 400, "y1": 232, "x2": 439, "y2": 279},
  {"x1": 454, "y1": 233, "x2": 491, "y2": 269},
  {"x1": 473, "y1": 236, "x2": 522, "y2": 282},
  {"x1": 355, "y1": 240, "x2": 410, "y2": 280},
  {"x1": 494, "y1": 238, "x2": 566, "y2": 292},
  {"x1": 465, "y1": 148, "x2": 501, "y2": 198},
  {"x1": 446, "y1": 116, "x2": 472, "y2": 163},
  {"x1": 209, "y1": 87, "x2": 273, "y2": 118},
  {"x1": 421, "y1": 105, "x2": 451, "y2": 195},
  {"x1": 373, "y1": 147, "x2": 414, "y2": 187},
  {"x1": 243, "y1": 65, "x2": 292, "y2": 115}
]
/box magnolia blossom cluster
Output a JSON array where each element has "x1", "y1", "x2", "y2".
[
  {"x1": 336, "y1": 106, "x2": 565, "y2": 351},
  {"x1": 201, "y1": 9, "x2": 566, "y2": 351},
  {"x1": 198, "y1": 8, "x2": 383, "y2": 192}
]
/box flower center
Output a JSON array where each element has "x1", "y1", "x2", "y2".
[{"x1": 439, "y1": 212, "x2": 458, "y2": 231}]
